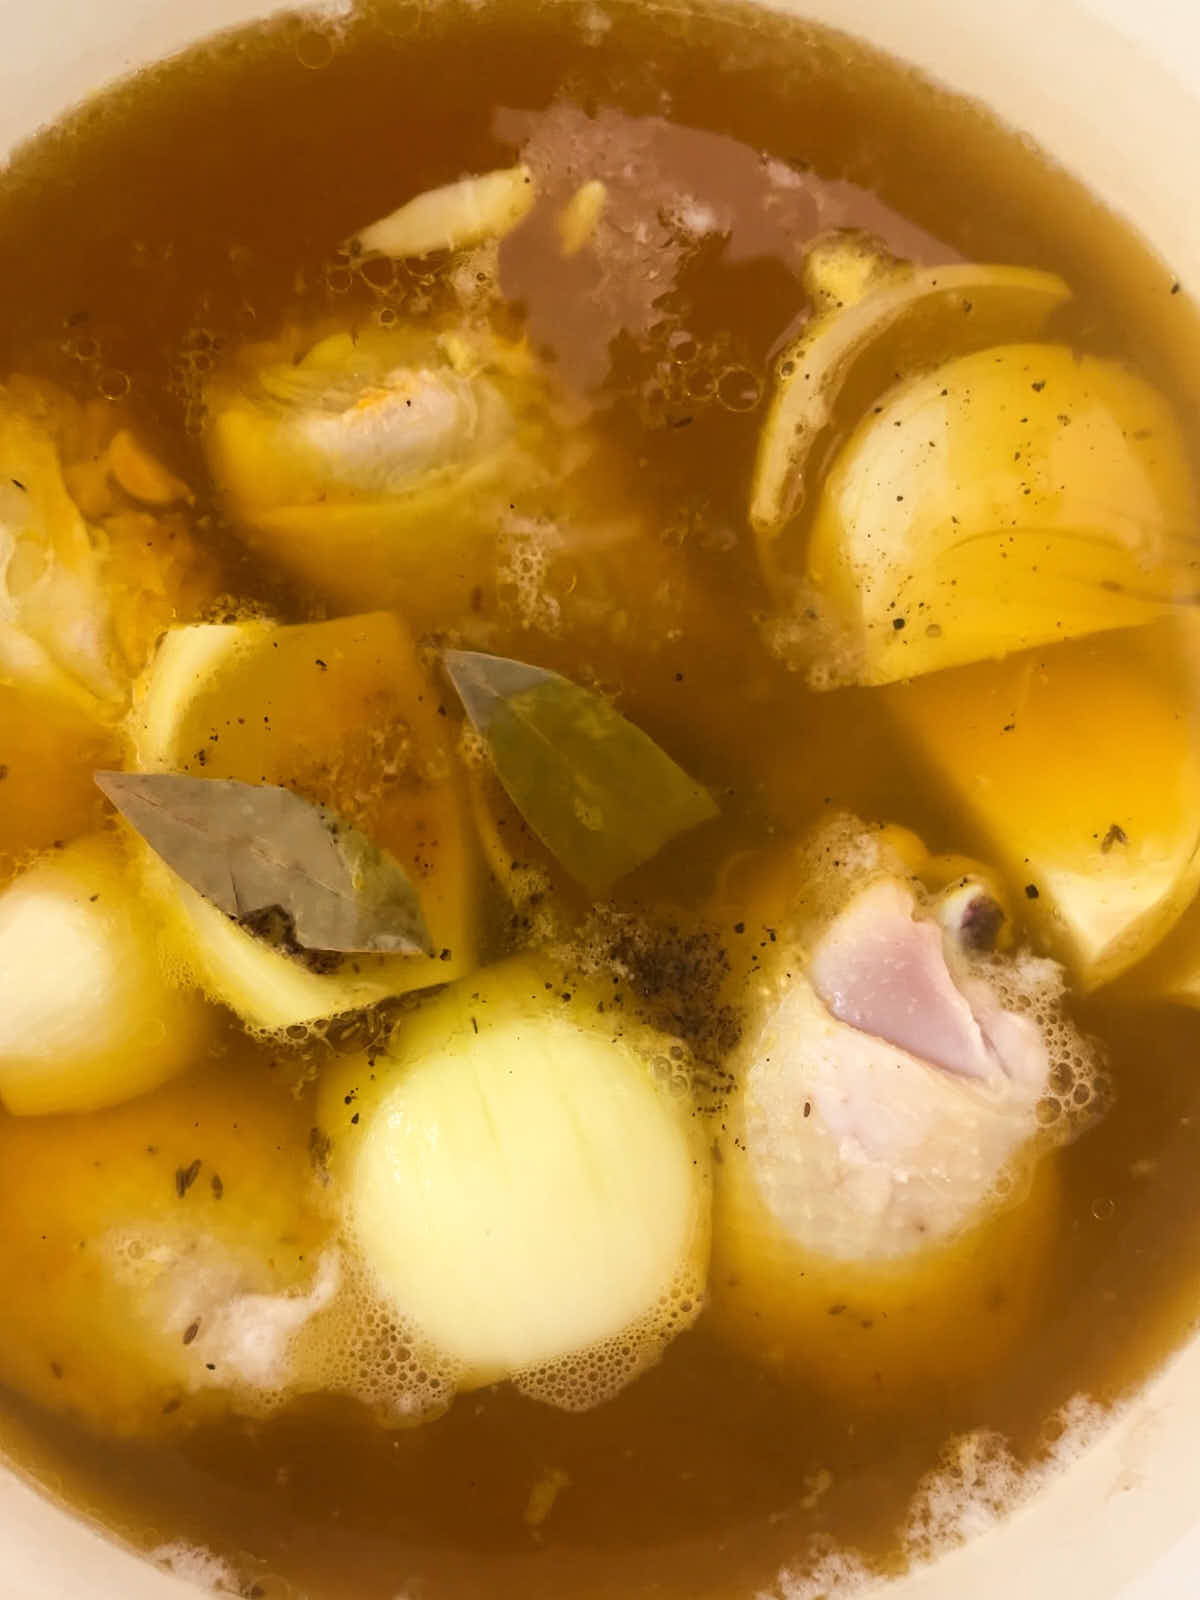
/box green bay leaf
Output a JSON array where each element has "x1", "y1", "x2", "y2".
[
  {"x1": 95, "y1": 771, "x2": 432, "y2": 957},
  {"x1": 443, "y1": 650, "x2": 718, "y2": 895}
]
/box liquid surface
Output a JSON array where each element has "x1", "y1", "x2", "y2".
[{"x1": 0, "y1": 3, "x2": 1198, "y2": 1598}]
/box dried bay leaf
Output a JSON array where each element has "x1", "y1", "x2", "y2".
[
  {"x1": 443, "y1": 650, "x2": 718, "y2": 895},
  {"x1": 94, "y1": 771, "x2": 432, "y2": 957}
]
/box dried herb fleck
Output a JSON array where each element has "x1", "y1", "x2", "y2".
[{"x1": 175, "y1": 1159, "x2": 202, "y2": 1197}]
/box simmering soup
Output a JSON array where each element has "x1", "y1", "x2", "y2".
[{"x1": 0, "y1": 2, "x2": 1198, "y2": 1596}]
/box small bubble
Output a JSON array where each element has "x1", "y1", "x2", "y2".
[
  {"x1": 295, "y1": 29, "x2": 336, "y2": 70},
  {"x1": 325, "y1": 266, "x2": 354, "y2": 295},
  {"x1": 1035, "y1": 1096, "x2": 1061, "y2": 1128},
  {"x1": 1091, "y1": 1196, "x2": 1116, "y2": 1222},
  {"x1": 667, "y1": 330, "x2": 698, "y2": 363},
  {"x1": 98, "y1": 369, "x2": 131, "y2": 400},
  {"x1": 358, "y1": 254, "x2": 398, "y2": 291},
  {"x1": 716, "y1": 366, "x2": 762, "y2": 412}
]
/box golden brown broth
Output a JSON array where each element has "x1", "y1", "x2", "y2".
[{"x1": 0, "y1": 1, "x2": 1199, "y2": 1595}]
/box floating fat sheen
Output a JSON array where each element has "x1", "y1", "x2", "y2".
[{"x1": 331, "y1": 962, "x2": 710, "y2": 1397}]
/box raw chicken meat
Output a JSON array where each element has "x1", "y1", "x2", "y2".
[{"x1": 742, "y1": 876, "x2": 1052, "y2": 1261}]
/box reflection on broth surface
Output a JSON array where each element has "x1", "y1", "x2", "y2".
[{"x1": 0, "y1": 2, "x2": 1198, "y2": 1597}]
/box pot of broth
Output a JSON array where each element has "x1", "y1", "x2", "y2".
[{"x1": 0, "y1": 0, "x2": 1197, "y2": 1596}]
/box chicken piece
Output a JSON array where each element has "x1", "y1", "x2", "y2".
[
  {"x1": 751, "y1": 878, "x2": 1050, "y2": 1262},
  {"x1": 812, "y1": 878, "x2": 1036, "y2": 1084},
  {"x1": 204, "y1": 322, "x2": 570, "y2": 630},
  {"x1": 0, "y1": 1053, "x2": 335, "y2": 1436},
  {"x1": 711, "y1": 853, "x2": 1089, "y2": 1397},
  {"x1": 0, "y1": 381, "x2": 214, "y2": 719}
]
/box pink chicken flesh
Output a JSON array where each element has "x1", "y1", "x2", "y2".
[{"x1": 742, "y1": 876, "x2": 1053, "y2": 1262}]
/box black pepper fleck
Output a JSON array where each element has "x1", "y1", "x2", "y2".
[{"x1": 175, "y1": 1159, "x2": 202, "y2": 1197}]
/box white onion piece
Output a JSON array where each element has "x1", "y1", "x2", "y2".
[
  {"x1": 750, "y1": 262, "x2": 1071, "y2": 556},
  {"x1": 0, "y1": 834, "x2": 209, "y2": 1114},
  {"x1": 338, "y1": 962, "x2": 710, "y2": 1394},
  {"x1": 353, "y1": 165, "x2": 536, "y2": 258}
]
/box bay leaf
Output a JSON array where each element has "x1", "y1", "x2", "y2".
[
  {"x1": 443, "y1": 650, "x2": 718, "y2": 895},
  {"x1": 94, "y1": 771, "x2": 432, "y2": 957}
]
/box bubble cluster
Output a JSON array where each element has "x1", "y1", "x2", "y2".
[
  {"x1": 102, "y1": 1227, "x2": 340, "y2": 1412},
  {"x1": 770, "y1": 1397, "x2": 1110, "y2": 1597},
  {"x1": 496, "y1": 513, "x2": 564, "y2": 633},
  {"x1": 975, "y1": 947, "x2": 1109, "y2": 1150},
  {"x1": 516, "y1": 1262, "x2": 705, "y2": 1412},
  {"x1": 149, "y1": 1542, "x2": 241, "y2": 1593},
  {"x1": 278, "y1": 1115, "x2": 705, "y2": 1422},
  {"x1": 289, "y1": 1246, "x2": 458, "y2": 1424},
  {"x1": 634, "y1": 316, "x2": 764, "y2": 428},
  {"x1": 771, "y1": 1546, "x2": 880, "y2": 1600},
  {"x1": 169, "y1": 327, "x2": 224, "y2": 436},
  {"x1": 759, "y1": 579, "x2": 865, "y2": 690},
  {"x1": 903, "y1": 1397, "x2": 1109, "y2": 1565}
]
